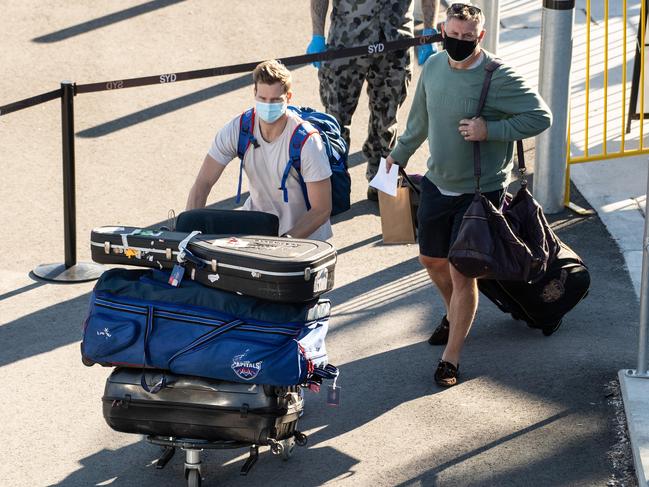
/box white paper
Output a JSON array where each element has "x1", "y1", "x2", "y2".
[{"x1": 369, "y1": 157, "x2": 399, "y2": 197}]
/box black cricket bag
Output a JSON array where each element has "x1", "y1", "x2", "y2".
[
  {"x1": 478, "y1": 241, "x2": 590, "y2": 335},
  {"x1": 90, "y1": 226, "x2": 336, "y2": 302},
  {"x1": 103, "y1": 368, "x2": 302, "y2": 444}
]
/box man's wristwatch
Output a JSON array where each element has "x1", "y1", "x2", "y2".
[{"x1": 281, "y1": 233, "x2": 293, "y2": 238}]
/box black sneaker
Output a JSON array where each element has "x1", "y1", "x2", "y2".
[
  {"x1": 434, "y1": 360, "x2": 459, "y2": 387},
  {"x1": 428, "y1": 315, "x2": 449, "y2": 345},
  {"x1": 367, "y1": 186, "x2": 379, "y2": 201}
]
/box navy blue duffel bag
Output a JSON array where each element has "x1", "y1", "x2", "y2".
[{"x1": 81, "y1": 268, "x2": 330, "y2": 386}]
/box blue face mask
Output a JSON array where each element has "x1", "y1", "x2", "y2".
[{"x1": 255, "y1": 100, "x2": 287, "y2": 123}]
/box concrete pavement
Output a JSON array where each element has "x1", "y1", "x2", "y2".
[{"x1": 0, "y1": 1, "x2": 644, "y2": 485}]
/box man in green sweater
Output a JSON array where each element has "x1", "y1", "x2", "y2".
[{"x1": 386, "y1": 3, "x2": 552, "y2": 387}]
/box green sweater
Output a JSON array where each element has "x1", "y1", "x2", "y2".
[{"x1": 390, "y1": 51, "x2": 552, "y2": 193}]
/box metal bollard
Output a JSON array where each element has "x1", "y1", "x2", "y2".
[
  {"x1": 636, "y1": 158, "x2": 649, "y2": 376},
  {"x1": 535, "y1": 0, "x2": 575, "y2": 214},
  {"x1": 474, "y1": 0, "x2": 500, "y2": 54}
]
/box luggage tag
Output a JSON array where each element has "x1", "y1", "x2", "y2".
[
  {"x1": 168, "y1": 231, "x2": 201, "y2": 287},
  {"x1": 169, "y1": 230, "x2": 200, "y2": 287},
  {"x1": 168, "y1": 264, "x2": 185, "y2": 287},
  {"x1": 327, "y1": 376, "x2": 340, "y2": 406}
]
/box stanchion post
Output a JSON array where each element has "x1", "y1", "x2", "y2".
[
  {"x1": 534, "y1": 0, "x2": 575, "y2": 214},
  {"x1": 32, "y1": 81, "x2": 105, "y2": 282},
  {"x1": 62, "y1": 81, "x2": 76, "y2": 267}
]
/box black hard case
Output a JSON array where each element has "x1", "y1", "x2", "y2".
[
  {"x1": 103, "y1": 368, "x2": 302, "y2": 444},
  {"x1": 90, "y1": 227, "x2": 336, "y2": 302},
  {"x1": 478, "y1": 241, "x2": 590, "y2": 335}
]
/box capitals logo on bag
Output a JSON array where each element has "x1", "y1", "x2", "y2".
[{"x1": 231, "y1": 350, "x2": 263, "y2": 381}]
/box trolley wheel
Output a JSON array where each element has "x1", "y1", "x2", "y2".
[
  {"x1": 293, "y1": 431, "x2": 308, "y2": 446},
  {"x1": 270, "y1": 441, "x2": 284, "y2": 456},
  {"x1": 294, "y1": 431, "x2": 308, "y2": 447},
  {"x1": 542, "y1": 319, "x2": 562, "y2": 336},
  {"x1": 280, "y1": 437, "x2": 295, "y2": 461},
  {"x1": 186, "y1": 469, "x2": 201, "y2": 487}
]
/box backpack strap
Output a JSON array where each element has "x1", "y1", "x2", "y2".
[
  {"x1": 236, "y1": 108, "x2": 257, "y2": 204},
  {"x1": 281, "y1": 122, "x2": 318, "y2": 210}
]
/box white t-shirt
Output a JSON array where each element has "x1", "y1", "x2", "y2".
[{"x1": 208, "y1": 110, "x2": 333, "y2": 240}]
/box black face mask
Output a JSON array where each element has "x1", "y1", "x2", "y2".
[{"x1": 443, "y1": 35, "x2": 478, "y2": 62}]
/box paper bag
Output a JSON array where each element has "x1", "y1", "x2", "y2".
[{"x1": 378, "y1": 185, "x2": 417, "y2": 244}]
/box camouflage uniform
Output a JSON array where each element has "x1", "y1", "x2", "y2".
[{"x1": 319, "y1": 0, "x2": 413, "y2": 181}]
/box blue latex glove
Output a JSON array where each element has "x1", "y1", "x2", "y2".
[
  {"x1": 418, "y1": 28, "x2": 438, "y2": 65},
  {"x1": 306, "y1": 35, "x2": 326, "y2": 68}
]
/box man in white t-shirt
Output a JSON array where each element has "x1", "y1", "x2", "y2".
[{"x1": 186, "y1": 60, "x2": 333, "y2": 240}]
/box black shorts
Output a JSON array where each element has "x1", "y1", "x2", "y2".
[{"x1": 417, "y1": 176, "x2": 505, "y2": 259}]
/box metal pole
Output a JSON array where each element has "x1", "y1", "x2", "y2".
[
  {"x1": 534, "y1": 0, "x2": 575, "y2": 214},
  {"x1": 62, "y1": 81, "x2": 76, "y2": 267},
  {"x1": 636, "y1": 159, "x2": 649, "y2": 376},
  {"x1": 475, "y1": 0, "x2": 500, "y2": 54},
  {"x1": 32, "y1": 81, "x2": 105, "y2": 282}
]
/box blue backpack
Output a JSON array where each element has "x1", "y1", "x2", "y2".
[{"x1": 236, "y1": 105, "x2": 351, "y2": 216}]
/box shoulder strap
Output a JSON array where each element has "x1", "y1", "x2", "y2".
[
  {"x1": 236, "y1": 109, "x2": 257, "y2": 204},
  {"x1": 476, "y1": 60, "x2": 502, "y2": 117},
  {"x1": 281, "y1": 122, "x2": 318, "y2": 210},
  {"x1": 473, "y1": 59, "x2": 503, "y2": 192}
]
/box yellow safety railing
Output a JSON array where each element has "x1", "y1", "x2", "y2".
[{"x1": 566, "y1": 0, "x2": 647, "y2": 206}]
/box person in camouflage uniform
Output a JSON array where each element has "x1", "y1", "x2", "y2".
[{"x1": 307, "y1": 0, "x2": 440, "y2": 200}]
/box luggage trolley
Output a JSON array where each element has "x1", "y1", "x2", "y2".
[{"x1": 148, "y1": 430, "x2": 308, "y2": 487}]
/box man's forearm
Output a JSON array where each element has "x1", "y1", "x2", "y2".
[
  {"x1": 421, "y1": 0, "x2": 440, "y2": 30},
  {"x1": 311, "y1": 0, "x2": 329, "y2": 36},
  {"x1": 287, "y1": 207, "x2": 330, "y2": 239},
  {"x1": 185, "y1": 182, "x2": 210, "y2": 211}
]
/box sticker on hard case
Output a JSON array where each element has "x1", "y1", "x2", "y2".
[
  {"x1": 313, "y1": 268, "x2": 329, "y2": 293},
  {"x1": 124, "y1": 248, "x2": 140, "y2": 259},
  {"x1": 132, "y1": 229, "x2": 163, "y2": 237},
  {"x1": 211, "y1": 237, "x2": 250, "y2": 248}
]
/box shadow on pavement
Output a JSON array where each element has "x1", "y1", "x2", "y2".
[
  {"x1": 33, "y1": 0, "x2": 186, "y2": 43},
  {"x1": 77, "y1": 74, "x2": 252, "y2": 138},
  {"x1": 0, "y1": 293, "x2": 90, "y2": 368},
  {"x1": 391, "y1": 410, "x2": 612, "y2": 487},
  {"x1": 299, "y1": 341, "x2": 442, "y2": 446},
  {"x1": 54, "y1": 439, "x2": 358, "y2": 487},
  {"x1": 0, "y1": 274, "x2": 46, "y2": 302}
]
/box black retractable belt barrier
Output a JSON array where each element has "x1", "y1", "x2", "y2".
[
  {"x1": 0, "y1": 89, "x2": 62, "y2": 117},
  {"x1": 75, "y1": 33, "x2": 443, "y2": 94}
]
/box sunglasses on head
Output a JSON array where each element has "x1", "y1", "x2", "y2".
[{"x1": 449, "y1": 3, "x2": 482, "y2": 15}]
